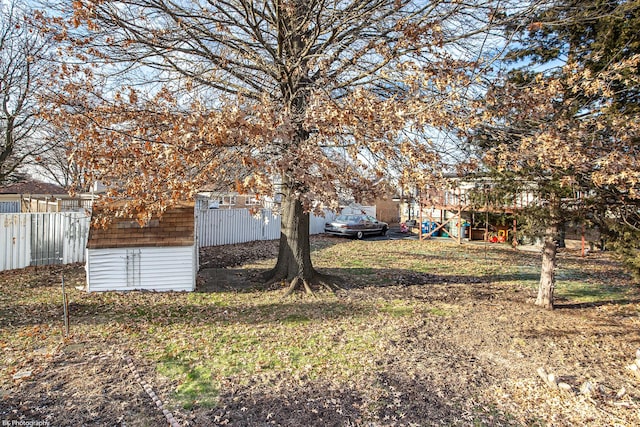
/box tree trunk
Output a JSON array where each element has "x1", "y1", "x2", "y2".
[
  {"x1": 536, "y1": 223, "x2": 558, "y2": 309},
  {"x1": 263, "y1": 176, "x2": 339, "y2": 294},
  {"x1": 0, "y1": 116, "x2": 16, "y2": 184},
  {"x1": 268, "y1": 190, "x2": 314, "y2": 280}
]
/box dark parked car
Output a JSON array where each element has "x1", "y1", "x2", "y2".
[{"x1": 324, "y1": 214, "x2": 388, "y2": 239}]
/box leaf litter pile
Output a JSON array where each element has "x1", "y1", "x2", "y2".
[{"x1": 1, "y1": 236, "x2": 640, "y2": 426}]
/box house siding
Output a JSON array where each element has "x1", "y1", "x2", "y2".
[{"x1": 0, "y1": 201, "x2": 20, "y2": 213}]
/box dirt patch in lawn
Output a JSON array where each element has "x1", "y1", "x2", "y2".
[
  {"x1": 1, "y1": 237, "x2": 640, "y2": 426},
  {"x1": 199, "y1": 239, "x2": 280, "y2": 270},
  {"x1": 1, "y1": 346, "x2": 166, "y2": 426}
]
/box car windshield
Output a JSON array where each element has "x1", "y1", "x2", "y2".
[{"x1": 335, "y1": 215, "x2": 362, "y2": 223}]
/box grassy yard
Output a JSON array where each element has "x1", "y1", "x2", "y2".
[{"x1": 1, "y1": 237, "x2": 639, "y2": 426}]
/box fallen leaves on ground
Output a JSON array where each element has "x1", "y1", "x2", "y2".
[{"x1": 1, "y1": 237, "x2": 639, "y2": 426}]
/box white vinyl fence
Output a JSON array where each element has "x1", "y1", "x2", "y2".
[
  {"x1": 1, "y1": 208, "x2": 336, "y2": 272},
  {"x1": 196, "y1": 208, "x2": 335, "y2": 247},
  {"x1": 1, "y1": 212, "x2": 91, "y2": 272}
]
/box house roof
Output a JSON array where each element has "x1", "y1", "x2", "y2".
[{"x1": 0, "y1": 180, "x2": 67, "y2": 195}]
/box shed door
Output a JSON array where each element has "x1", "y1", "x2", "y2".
[{"x1": 125, "y1": 249, "x2": 141, "y2": 287}]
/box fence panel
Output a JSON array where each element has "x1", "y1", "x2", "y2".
[
  {"x1": 196, "y1": 208, "x2": 280, "y2": 247},
  {"x1": 197, "y1": 208, "x2": 336, "y2": 248},
  {"x1": 0, "y1": 213, "x2": 90, "y2": 271},
  {"x1": 0, "y1": 214, "x2": 31, "y2": 271},
  {"x1": 62, "y1": 214, "x2": 91, "y2": 264},
  {"x1": 310, "y1": 210, "x2": 335, "y2": 235},
  {"x1": 31, "y1": 214, "x2": 63, "y2": 265}
]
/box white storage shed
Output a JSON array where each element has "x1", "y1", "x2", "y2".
[{"x1": 85, "y1": 202, "x2": 197, "y2": 292}]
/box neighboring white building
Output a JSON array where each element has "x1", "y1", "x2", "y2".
[{"x1": 0, "y1": 180, "x2": 67, "y2": 213}]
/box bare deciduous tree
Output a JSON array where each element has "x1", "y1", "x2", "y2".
[
  {"x1": 0, "y1": 0, "x2": 58, "y2": 184},
  {"x1": 48, "y1": 0, "x2": 519, "y2": 292}
]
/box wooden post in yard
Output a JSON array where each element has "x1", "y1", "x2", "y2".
[
  {"x1": 457, "y1": 208, "x2": 462, "y2": 244},
  {"x1": 456, "y1": 186, "x2": 461, "y2": 244},
  {"x1": 485, "y1": 210, "x2": 489, "y2": 242},
  {"x1": 419, "y1": 195, "x2": 423, "y2": 241},
  {"x1": 62, "y1": 273, "x2": 69, "y2": 337},
  {"x1": 512, "y1": 197, "x2": 518, "y2": 249}
]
